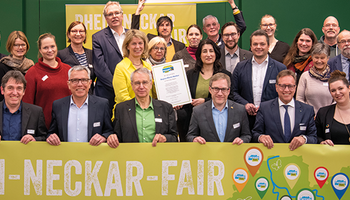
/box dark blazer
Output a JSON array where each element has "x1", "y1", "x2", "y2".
[
  {"x1": 219, "y1": 47, "x2": 253, "y2": 73},
  {"x1": 57, "y1": 44, "x2": 95, "y2": 93},
  {"x1": 131, "y1": 14, "x2": 186, "y2": 53},
  {"x1": 172, "y1": 48, "x2": 195, "y2": 72},
  {"x1": 0, "y1": 101, "x2": 47, "y2": 141},
  {"x1": 328, "y1": 54, "x2": 343, "y2": 73},
  {"x1": 252, "y1": 98, "x2": 317, "y2": 144},
  {"x1": 47, "y1": 95, "x2": 113, "y2": 141},
  {"x1": 114, "y1": 98, "x2": 178, "y2": 143},
  {"x1": 187, "y1": 100, "x2": 251, "y2": 142},
  {"x1": 92, "y1": 27, "x2": 128, "y2": 109},
  {"x1": 0, "y1": 53, "x2": 6, "y2": 59}
]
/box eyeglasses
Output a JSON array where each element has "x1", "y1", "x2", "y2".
[
  {"x1": 261, "y1": 23, "x2": 276, "y2": 28},
  {"x1": 132, "y1": 80, "x2": 150, "y2": 87},
  {"x1": 338, "y1": 39, "x2": 350, "y2": 45},
  {"x1": 223, "y1": 33, "x2": 237, "y2": 38},
  {"x1": 13, "y1": 44, "x2": 26, "y2": 48},
  {"x1": 69, "y1": 78, "x2": 90, "y2": 84},
  {"x1": 277, "y1": 84, "x2": 296, "y2": 90},
  {"x1": 153, "y1": 46, "x2": 165, "y2": 51},
  {"x1": 105, "y1": 12, "x2": 123, "y2": 18},
  {"x1": 211, "y1": 87, "x2": 229, "y2": 93},
  {"x1": 324, "y1": 24, "x2": 338, "y2": 28},
  {"x1": 71, "y1": 30, "x2": 85, "y2": 34}
]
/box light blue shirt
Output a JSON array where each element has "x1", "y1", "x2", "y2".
[
  {"x1": 68, "y1": 95, "x2": 89, "y2": 142},
  {"x1": 341, "y1": 54, "x2": 350, "y2": 81},
  {"x1": 212, "y1": 101, "x2": 228, "y2": 142}
]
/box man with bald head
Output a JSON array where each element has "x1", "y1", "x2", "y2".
[
  {"x1": 319, "y1": 16, "x2": 340, "y2": 58},
  {"x1": 328, "y1": 30, "x2": 350, "y2": 81}
]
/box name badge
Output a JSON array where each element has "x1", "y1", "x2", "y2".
[
  {"x1": 233, "y1": 123, "x2": 240, "y2": 129},
  {"x1": 27, "y1": 129, "x2": 35, "y2": 134},
  {"x1": 184, "y1": 64, "x2": 189, "y2": 68},
  {"x1": 300, "y1": 126, "x2": 307, "y2": 131},
  {"x1": 42, "y1": 75, "x2": 48, "y2": 81},
  {"x1": 93, "y1": 122, "x2": 100, "y2": 127},
  {"x1": 325, "y1": 128, "x2": 330, "y2": 133},
  {"x1": 88, "y1": 64, "x2": 93, "y2": 68},
  {"x1": 269, "y1": 79, "x2": 276, "y2": 84},
  {"x1": 155, "y1": 118, "x2": 162, "y2": 123},
  {"x1": 323, "y1": 82, "x2": 328, "y2": 87}
]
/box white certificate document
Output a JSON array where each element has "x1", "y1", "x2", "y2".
[{"x1": 152, "y1": 60, "x2": 192, "y2": 106}]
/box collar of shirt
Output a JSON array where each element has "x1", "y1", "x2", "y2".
[
  {"x1": 135, "y1": 97, "x2": 153, "y2": 110},
  {"x1": 225, "y1": 47, "x2": 240, "y2": 58},
  {"x1": 110, "y1": 27, "x2": 126, "y2": 37},
  {"x1": 3, "y1": 101, "x2": 22, "y2": 114},
  {"x1": 166, "y1": 38, "x2": 173, "y2": 47},
  {"x1": 341, "y1": 54, "x2": 350, "y2": 64},
  {"x1": 70, "y1": 95, "x2": 89, "y2": 107},
  {"x1": 278, "y1": 98, "x2": 295, "y2": 108},
  {"x1": 252, "y1": 55, "x2": 269, "y2": 66},
  {"x1": 211, "y1": 100, "x2": 228, "y2": 112}
]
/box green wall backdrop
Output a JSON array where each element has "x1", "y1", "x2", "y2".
[{"x1": 0, "y1": 0, "x2": 348, "y2": 61}]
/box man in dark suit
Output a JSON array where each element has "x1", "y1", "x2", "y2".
[
  {"x1": 92, "y1": 2, "x2": 131, "y2": 110},
  {"x1": 131, "y1": 0, "x2": 185, "y2": 62},
  {"x1": 187, "y1": 73, "x2": 251, "y2": 144},
  {"x1": 328, "y1": 30, "x2": 350, "y2": 81},
  {"x1": 232, "y1": 29, "x2": 286, "y2": 129},
  {"x1": 0, "y1": 71, "x2": 46, "y2": 143},
  {"x1": 107, "y1": 68, "x2": 177, "y2": 148},
  {"x1": 219, "y1": 21, "x2": 253, "y2": 73},
  {"x1": 252, "y1": 70, "x2": 317, "y2": 151},
  {"x1": 46, "y1": 66, "x2": 113, "y2": 146}
]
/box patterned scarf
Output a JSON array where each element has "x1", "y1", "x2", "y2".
[
  {"x1": 293, "y1": 54, "x2": 312, "y2": 71},
  {"x1": 309, "y1": 65, "x2": 331, "y2": 82},
  {"x1": 147, "y1": 56, "x2": 166, "y2": 66},
  {"x1": 0, "y1": 55, "x2": 34, "y2": 73}
]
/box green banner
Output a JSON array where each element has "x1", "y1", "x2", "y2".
[{"x1": 0, "y1": 142, "x2": 349, "y2": 199}]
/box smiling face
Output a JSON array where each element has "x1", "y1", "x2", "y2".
[
  {"x1": 203, "y1": 17, "x2": 220, "y2": 38},
  {"x1": 222, "y1": 25, "x2": 240, "y2": 50},
  {"x1": 276, "y1": 75, "x2": 296, "y2": 104},
  {"x1": 158, "y1": 21, "x2": 172, "y2": 39},
  {"x1": 251, "y1": 35, "x2": 269, "y2": 60},
  {"x1": 260, "y1": 16, "x2": 276, "y2": 37},
  {"x1": 297, "y1": 34, "x2": 313, "y2": 56},
  {"x1": 312, "y1": 53, "x2": 329, "y2": 71},
  {"x1": 338, "y1": 31, "x2": 350, "y2": 58},
  {"x1": 209, "y1": 78, "x2": 230, "y2": 108},
  {"x1": 329, "y1": 80, "x2": 350, "y2": 104},
  {"x1": 68, "y1": 70, "x2": 91, "y2": 100},
  {"x1": 39, "y1": 37, "x2": 57, "y2": 62},
  {"x1": 131, "y1": 72, "x2": 152, "y2": 99},
  {"x1": 11, "y1": 38, "x2": 27, "y2": 59},
  {"x1": 200, "y1": 44, "x2": 216, "y2": 65},
  {"x1": 322, "y1": 16, "x2": 340, "y2": 40},
  {"x1": 187, "y1": 27, "x2": 202, "y2": 48},
  {"x1": 68, "y1": 24, "x2": 86, "y2": 45},
  {"x1": 1, "y1": 78, "x2": 25, "y2": 110},
  {"x1": 150, "y1": 43, "x2": 166, "y2": 62},
  {"x1": 127, "y1": 36, "x2": 144, "y2": 59},
  {"x1": 105, "y1": 4, "x2": 123, "y2": 30}
]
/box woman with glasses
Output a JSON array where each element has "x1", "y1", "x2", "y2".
[
  {"x1": 0, "y1": 31, "x2": 34, "y2": 101},
  {"x1": 172, "y1": 24, "x2": 203, "y2": 71},
  {"x1": 260, "y1": 15, "x2": 290, "y2": 63},
  {"x1": 296, "y1": 43, "x2": 333, "y2": 113},
  {"x1": 177, "y1": 39, "x2": 231, "y2": 142},
  {"x1": 57, "y1": 21, "x2": 95, "y2": 93},
  {"x1": 283, "y1": 28, "x2": 317, "y2": 86},
  {"x1": 23, "y1": 33, "x2": 71, "y2": 129},
  {"x1": 316, "y1": 70, "x2": 350, "y2": 145},
  {"x1": 146, "y1": 36, "x2": 167, "y2": 66}
]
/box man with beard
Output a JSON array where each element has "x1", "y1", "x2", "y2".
[
  {"x1": 319, "y1": 16, "x2": 340, "y2": 58},
  {"x1": 219, "y1": 22, "x2": 252, "y2": 73},
  {"x1": 328, "y1": 30, "x2": 350, "y2": 81}
]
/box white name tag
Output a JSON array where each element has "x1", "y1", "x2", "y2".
[
  {"x1": 88, "y1": 64, "x2": 93, "y2": 68},
  {"x1": 233, "y1": 123, "x2": 240, "y2": 129},
  {"x1": 27, "y1": 129, "x2": 35, "y2": 134},
  {"x1": 155, "y1": 118, "x2": 162, "y2": 123},
  {"x1": 93, "y1": 122, "x2": 100, "y2": 127},
  {"x1": 42, "y1": 75, "x2": 48, "y2": 81},
  {"x1": 323, "y1": 82, "x2": 328, "y2": 86},
  {"x1": 300, "y1": 126, "x2": 307, "y2": 131},
  {"x1": 325, "y1": 128, "x2": 330, "y2": 133},
  {"x1": 269, "y1": 79, "x2": 276, "y2": 84},
  {"x1": 184, "y1": 64, "x2": 189, "y2": 68}
]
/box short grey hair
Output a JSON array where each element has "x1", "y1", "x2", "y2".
[
  {"x1": 130, "y1": 68, "x2": 152, "y2": 82},
  {"x1": 103, "y1": 1, "x2": 123, "y2": 16},
  {"x1": 202, "y1": 15, "x2": 218, "y2": 26},
  {"x1": 68, "y1": 65, "x2": 91, "y2": 79},
  {"x1": 311, "y1": 43, "x2": 330, "y2": 57}
]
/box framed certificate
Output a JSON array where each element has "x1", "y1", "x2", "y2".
[{"x1": 152, "y1": 60, "x2": 192, "y2": 106}]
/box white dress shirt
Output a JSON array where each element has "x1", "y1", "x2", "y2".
[
  {"x1": 252, "y1": 56, "x2": 269, "y2": 106},
  {"x1": 110, "y1": 27, "x2": 126, "y2": 56},
  {"x1": 278, "y1": 98, "x2": 295, "y2": 135}
]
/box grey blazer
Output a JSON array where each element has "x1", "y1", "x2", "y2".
[{"x1": 219, "y1": 47, "x2": 253, "y2": 73}]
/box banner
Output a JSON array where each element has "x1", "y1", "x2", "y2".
[
  {"x1": 65, "y1": 4, "x2": 196, "y2": 49},
  {"x1": 0, "y1": 141, "x2": 349, "y2": 199},
  {"x1": 145, "y1": 0, "x2": 226, "y2": 3}
]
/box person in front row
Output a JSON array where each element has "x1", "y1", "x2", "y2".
[
  {"x1": 0, "y1": 71, "x2": 47, "y2": 143},
  {"x1": 107, "y1": 68, "x2": 178, "y2": 148},
  {"x1": 252, "y1": 69, "x2": 317, "y2": 150},
  {"x1": 46, "y1": 65, "x2": 113, "y2": 146},
  {"x1": 186, "y1": 73, "x2": 251, "y2": 144}
]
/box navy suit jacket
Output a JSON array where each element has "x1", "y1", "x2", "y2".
[
  {"x1": 186, "y1": 100, "x2": 251, "y2": 142},
  {"x1": 328, "y1": 54, "x2": 343, "y2": 72},
  {"x1": 114, "y1": 98, "x2": 178, "y2": 143},
  {"x1": 47, "y1": 95, "x2": 113, "y2": 141},
  {"x1": 252, "y1": 98, "x2": 317, "y2": 144},
  {"x1": 0, "y1": 101, "x2": 47, "y2": 141},
  {"x1": 92, "y1": 27, "x2": 128, "y2": 109}
]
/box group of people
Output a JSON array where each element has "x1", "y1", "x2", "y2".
[{"x1": 0, "y1": 0, "x2": 349, "y2": 150}]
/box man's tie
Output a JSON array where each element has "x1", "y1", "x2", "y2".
[{"x1": 283, "y1": 105, "x2": 291, "y2": 142}]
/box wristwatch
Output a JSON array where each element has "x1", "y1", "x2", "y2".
[{"x1": 232, "y1": 6, "x2": 238, "y2": 11}]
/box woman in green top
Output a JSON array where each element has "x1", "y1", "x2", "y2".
[{"x1": 177, "y1": 39, "x2": 231, "y2": 142}]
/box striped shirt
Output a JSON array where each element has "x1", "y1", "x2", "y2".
[{"x1": 74, "y1": 52, "x2": 88, "y2": 68}]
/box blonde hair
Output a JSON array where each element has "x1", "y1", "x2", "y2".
[
  {"x1": 37, "y1": 33, "x2": 56, "y2": 59},
  {"x1": 122, "y1": 29, "x2": 148, "y2": 59},
  {"x1": 148, "y1": 36, "x2": 167, "y2": 59},
  {"x1": 6, "y1": 31, "x2": 30, "y2": 55}
]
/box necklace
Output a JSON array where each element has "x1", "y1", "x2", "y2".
[{"x1": 337, "y1": 106, "x2": 350, "y2": 142}]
